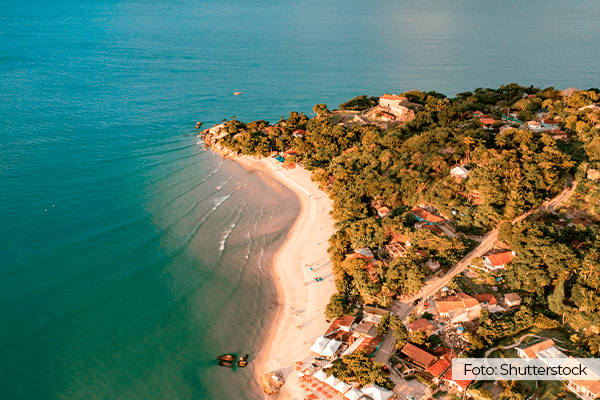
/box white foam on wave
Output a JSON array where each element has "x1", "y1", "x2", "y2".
[
  {"x1": 218, "y1": 222, "x2": 235, "y2": 251},
  {"x1": 212, "y1": 194, "x2": 231, "y2": 207},
  {"x1": 218, "y1": 200, "x2": 246, "y2": 253},
  {"x1": 184, "y1": 193, "x2": 232, "y2": 243}
]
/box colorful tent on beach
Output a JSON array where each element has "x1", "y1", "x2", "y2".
[
  {"x1": 313, "y1": 369, "x2": 328, "y2": 382},
  {"x1": 344, "y1": 387, "x2": 364, "y2": 400},
  {"x1": 334, "y1": 380, "x2": 353, "y2": 394},
  {"x1": 324, "y1": 374, "x2": 341, "y2": 388},
  {"x1": 310, "y1": 337, "x2": 330, "y2": 354}
]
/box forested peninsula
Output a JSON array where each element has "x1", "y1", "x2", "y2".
[{"x1": 201, "y1": 84, "x2": 600, "y2": 365}]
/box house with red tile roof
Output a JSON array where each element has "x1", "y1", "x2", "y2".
[
  {"x1": 401, "y1": 343, "x2": 436, "y2": 369},
  {"x1": 356, "y1": 335, "x2": 384, "y2": 356},
  {"x1": 379, "y1": 94, "x2": 409, "y2": 108},
  {"x1": 442, "y1": 364, "x2": 472, "y2": 393},
  {"x1": 346, "y1": 248, "x2": 377, "y2": 266},
  {"x1": 426, "y1": 358, "x2": 451, "y2": 383},
  {"x1": 407, "y1": 318, "x2": 436, "y2": 335},
  {"x1": 568, "y1": 378, "x2": 600, "y2": 400},
  {"x1": 483, "y1": 250, "x2": 514, "y2": 272},
  {"x1": 542, "y1": 118, "x2": 560, "y2": 129},
  {"x1": 379, "y1": 94, "x2": 414, "y2": 121},
  {"x1": 480, "y1": 117, "x2": 496, "y2": 127},
  {"x1": 473, "y1": 293, "x2": 497, "y2": 306},
  {"x1": 436, "y1": 293, "x2": 481, "y2": 323},
  {"x1": 380, "y1": 112, "x2": 395, "y2": 122},
  {"x1": 325, "y1": 316, "x2": 357, "y2": 336}
]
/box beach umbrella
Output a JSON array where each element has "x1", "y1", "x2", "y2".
[
  {"x1": 324, "y1": 374, "x2": 340, "y2": 388},
  {"x1": 312, "y1": 369, "x2": 328, "y2": 382},
  {"x1": 344, "y1": 388, "x2": 364, "y2": 400},
  {"x1": 334, "y1": 380, "x2": 352, "y2": 394},
  {"x1": 310, "y1": 337, "x2": 330, "y2": 354}
]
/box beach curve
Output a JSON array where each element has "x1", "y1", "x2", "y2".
[{"x1": 228, "y1": 155, "x2": 335, "y2": 399}]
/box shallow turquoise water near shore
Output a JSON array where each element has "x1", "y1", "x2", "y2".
[{"x1": 1, "y1": 0, "x2": 599, "y2": 399}]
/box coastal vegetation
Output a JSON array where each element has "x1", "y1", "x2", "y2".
[
  {"x1": 324, "y1": 351, "x2": 394, "y2": 390},
  {"x1": 205, "y1": 83, "x2": 600, "y2": 356}
]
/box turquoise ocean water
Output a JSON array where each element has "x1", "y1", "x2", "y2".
[{"x1": 1, "y1": 1, "x2": 599, "y2": 399}]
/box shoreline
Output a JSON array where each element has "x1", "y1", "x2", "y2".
[{"x1": 226, "y1": 154, "x2": 335, "y2": 399}]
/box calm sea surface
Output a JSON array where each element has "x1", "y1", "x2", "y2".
[{"x1": 1, "y1": 0, "x2": 599, "y2": 399}]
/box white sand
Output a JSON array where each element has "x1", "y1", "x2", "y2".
[{"x1": 230, "y1": 155, "x2": 336, "y2": 399}]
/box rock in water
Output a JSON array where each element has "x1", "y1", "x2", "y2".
[{"x1": 261, "y1": 371, "x2": 285, "y2": 395}]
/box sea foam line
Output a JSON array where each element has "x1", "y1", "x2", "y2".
[{"x1": 218, "y1": 201, "x2": 246, "y2": 253}]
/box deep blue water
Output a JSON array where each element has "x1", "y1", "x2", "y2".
[{"x1": 1, "y1": 0, "x2": 599, "y2": 399}]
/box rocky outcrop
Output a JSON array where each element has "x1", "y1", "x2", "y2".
[{"x1": 261, "y1": 371, "x2": 285, "y2": 395}]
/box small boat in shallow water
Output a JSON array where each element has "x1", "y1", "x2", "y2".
[
  {"x1": 234, "y1": 91, "x2": 242, "y2": 96},
  {"x1": 218, "y1": 354, "x2": 236, "y2": 362},
  {"x1": 237, "y1": 354, "x2": 249, "y2": 368},
  {"x1": 219, "y1": 360, "x2": 234, "y2": 368}
]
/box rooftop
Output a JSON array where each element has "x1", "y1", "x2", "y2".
[
  {"x1": 436, "y1": 293, "x2": 479, "y2": 313},
  {"x1": 325, "y1": 316, "x2": 357, "y2": 336},
  {"x1": 408, "y1": 318, "x2": 436, "y2": 333},
  {"x1": 426, "y1": 358, "x2": 451, "y2": 379},
  {"x1": 505, "y1": 292, "x2": 522, "y2": 303},
  {"x1": 401, "y1": 343, "x2": 436, "y2": 368},
  {"x1": 570, "y1": 379, "x2": 600, "y2": 395},
  {"x1": 354, "y1": 321, "x2": 378, "y2": 338},
  {"x1": 411, "y1": 207, "x2": 445, "y2": 224},
  {"x1": 519, "y1": 338, "x2": 555, "y2": 359},
  {"x1": 381, "y1": 94, "x2": 407, "y2": 101},
  {"x1": 442, "y1": 364, "x2": 472, "y2": 390},
  {"x1": 484, "y1": 251, "x2": 514, "y2": 267},
  {"x1": 473, "y1": 293, "x2": 497, "y2": 305}
]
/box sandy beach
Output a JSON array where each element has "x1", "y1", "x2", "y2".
[{"x1": 229, "y1": 155, "x2": 336, "y2": 399}]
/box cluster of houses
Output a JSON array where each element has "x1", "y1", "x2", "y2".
[
  {"x1": 307, "y1": 308, "x2": 395, "y2": 399},
  {"x1": 400, "y1": 343, "x2": 471, "y2": 394},
  {"x1": 311, "y1": 308, "x2": 390, "y2": 361},
  {"x1": 472, "y1": 109, "x2": 570, "y2": 141},
  {"x1": 426, "y1": 289, "x2": 521, "y2": 325},
  {"x1": 516, "y1": 338, "x2": 600, "y2": 400},
  {"x1": 394, "y1": 288, "x2": 525, "y2": 395}
]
